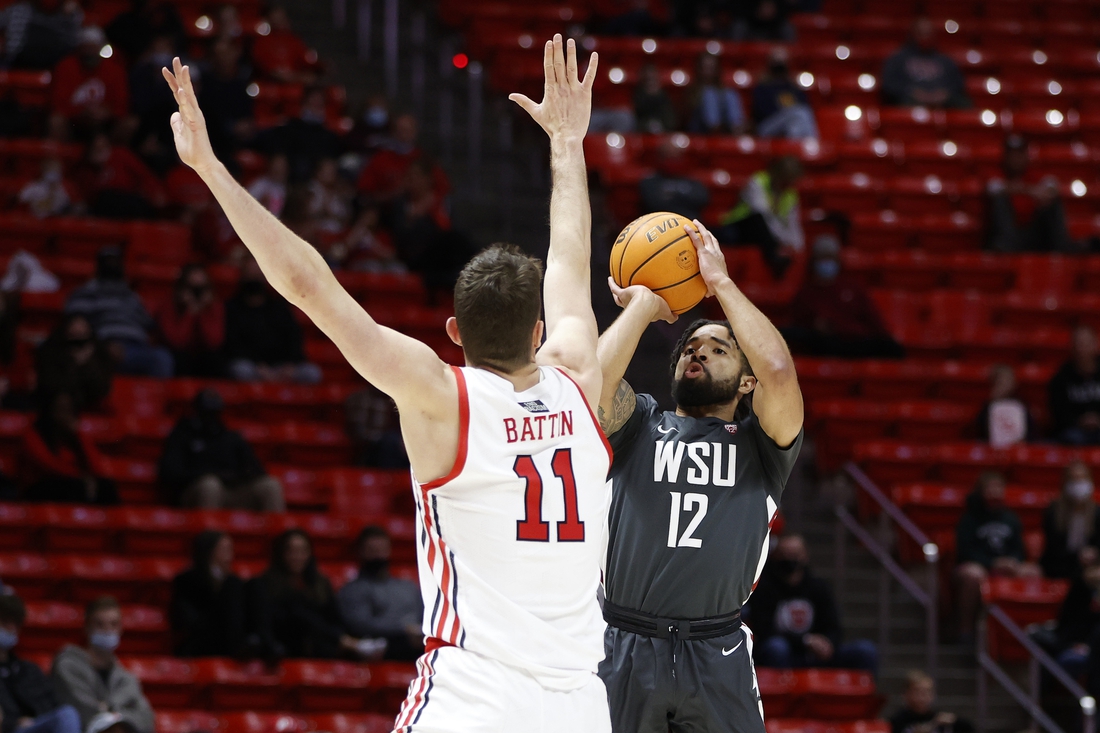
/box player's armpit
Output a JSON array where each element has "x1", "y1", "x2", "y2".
[{"x1": 597, "y1": 379, "x2": 636, "y2": 437}]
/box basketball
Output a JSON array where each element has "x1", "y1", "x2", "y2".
[{"x1": 609, "y1": 212, "x2": 708, "y2": 315}]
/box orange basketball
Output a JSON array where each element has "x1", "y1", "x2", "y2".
[{"x1": 609, "y1": 211, "x2": 708, "y2": 315}]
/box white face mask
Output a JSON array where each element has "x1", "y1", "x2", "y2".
[
  {"x1": 1067, "y1": 480, "x2": 1095, "y2": 502},
  {"x1": 89, "y1": 631, "x2": 120, "y2": 652}
]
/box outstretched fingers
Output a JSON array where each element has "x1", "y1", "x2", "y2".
[
  {"x1": 508, "y1": 92, "x2": 538, "y2": 117},
  {"x1": 542, "y1": 40, "x2": 556, "y2": 87},
  {"x1": 582, "y1": 51, "x2": 599, "y2": 90},
  {"x1": 552, "y1": 34, "x2": 566, "y2": 87},
  {"x1": 565, "y1": 37, "x2": 578, "y2": 85}
]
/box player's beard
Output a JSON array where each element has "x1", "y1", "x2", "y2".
[{"x1": 672, "y1": 368, "x2": 742, "y2": 408}]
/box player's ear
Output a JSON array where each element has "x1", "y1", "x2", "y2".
[
  {"x1": 532, "y1": 320, "x2": 545, "y2": 349},
  {"x1": 739, "y1": 374, "x2": 757, "y2": 395},
  {"x1": 445, "y1": 317, "x2": 463, "y2": 346}
]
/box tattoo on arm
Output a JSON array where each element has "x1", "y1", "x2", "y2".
[{"x1": 597, "y1": 380, "x2": 636, "y2": 436}]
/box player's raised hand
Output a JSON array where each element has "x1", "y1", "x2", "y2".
[
  {"x1": 162, "y1": 57, "x2": 218, "y2": 176},
  {"x1": 607, "y1": 278, "x2": 678, "y2": 324},
  {"x1": 508, "y1": 34, "x2": 597, "y2": 141},
  {"x1": 685, "y1": 220, "x2": 731, "y2": 297}
]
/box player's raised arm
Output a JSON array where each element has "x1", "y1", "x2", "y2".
[
  {"x1": 687, "y1": 220, "x2": 803, "y2": 447},
  {"x1": 595, "y1": 280, "x2": 676, "y2": 436},
  {"x1": 161, "y1": 58, "x2": 451, "y2": 411},
  {"x1": 509, "y1": 35, "x2": 601, "y2": 403}
]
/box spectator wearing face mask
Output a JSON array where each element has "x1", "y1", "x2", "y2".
[
  {"x1": 223, "y1": 258, "x2": 321, "y2": 384},
  {"x1": 153, "y1": 264, "x2": 224, "y2": 378},
  {"x1": 1041, "y1": 461, "x2": 1100, "y2": 580},
  {"x1": 752, "y1": 47, "x2": 818, "y2": 140},
  {"x1": 51, "y1": 597, "x2": 155, "y2": 733},
  {"x1": 34, "y1": 314, "x2": 113, "y2": 412},
  {"x1": 157, "y1": 389, "x2": 285, "y2": 511},
  {"x1": 889, "y1": 670, "x2": 973, "y2": 733},
  {"x1": 954, "y1": 471, "x2": 1039, "y2": 642},
  {"x1": 747, "y1": 534, "x2": 878, "y2": 673},
  {"x1": 170, "y1": 531, "x2": 246, "y2": 657},
  {"x1": 22, "y1": 391, "x2": 117, "y2": 505},
  {"x1": 0, "y1": 594, "x2": 82, "y2": 733},
  {"x1": 974, "y1": 364, "x2": 1035, "y2": 447},
  {"x1": 784, "y1": 236, "x2": 904, "y2": 358},
  {"x1": 337, "y1": 527, "x2": 423, "y2": 661}
]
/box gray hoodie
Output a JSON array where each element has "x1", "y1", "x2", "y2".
[{"x1": 51, "y1": 646, "x2": 154, "y2": 733}]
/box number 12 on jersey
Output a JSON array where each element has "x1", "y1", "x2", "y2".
[
  {"x1": 514, "y1": 449, "x2": 585, "y2": 542},
  {"x1": 668, "y1": 491, "x2": 708, "y2": 548}
]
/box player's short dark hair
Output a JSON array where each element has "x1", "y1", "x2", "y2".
[
  {"x1": 355, "y1": 525, "x2": 390, "y2": 548},
  {"x1": 0, "y1": 594, "x2": 26, "y2": 627},
  {"x1": 84, "y1": 595, "x2": 120, "y2": 625},
  {"x1": 668, "y1": 319, "x2": 754, "y2": 380},
  {"x1": 453, "y1": 244, "x2": 544, "y2": 372}
]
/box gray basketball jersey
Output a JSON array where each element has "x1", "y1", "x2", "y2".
[{"x1": 605, "y1": 393, "x2": 803, "y2": 618}]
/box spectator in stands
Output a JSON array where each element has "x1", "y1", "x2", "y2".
[
  {"x1": 64, "y1": 247, "x2": 173, "y2": 378},
  {"x1": 247, "y1": 153, "x2": 289, "y2": 219},
  {"x1": 638, "y1": 139, "x2": 709, "y2": 223},
  {"x1": 52, "y1": 597, "x2": 154, "y2": 733},
  {"x1": 0, "y1": 594, "x2": 82, "y2": 733},
  {"x1": 597, "y1": 0, "x2": 662, "y2": 36},
  {"x1": 248, "y1": 529, "x2": 383, "y2": 660},
  {"x1": 105, "y1": 0, "x2": 184, "y2": 63},
  {"x1": 1041, "y1": 461, "x2": 1099, "y2": 580},
  {"x1": 327, "y1": 204, "x2": 403, "y2": 273},
  {"x1": 170, "y1": 531, "x2": 246, "y2": 657},
  {"x1": 881, "y1": 18, "x2": 969, "y2": 109},
  {"x1": 747, "y1": 534, "x2": 878, "y2": 673},
  {"x1": 199, "y1": 36, "x2": 255, "y2": 161},
  {"x1": 35, "y1": 314, "x2": 113, "y2": 412},
  {"x1": 306, "y1": 158, "x2": 353, "y2": 235},
  {"x1": 22, "y1": 391, "x2": 116, "y2": 505},
  {"x1": 716, "y1": 155, "x2": 803, "y2": 278},
  {"x1": 388, "y1": 157, "x2": 469, "y2": 289},
  {"x1": 73, "y1": 133, "x2": 166, "y2": 219},
  {"x1": 344, "y1": 94, "x2": 391, "y2": 156},
  {"x1": 18, "y1": 158, "x2": 74, "y2": 218},
  {"x1": 356, "y1": 112, "x2": 448, "y2": 202},
  {"x1": 686, "y1": 53, "x2": 746, "y2": 136},
  {"x1": 251, "y1": 5, "x2": 317, "y2": 84},
  {"x1": 344, "y1": 386, "x2": 407, "y2": 468},
  {"x1": 1034, "y1": 556, "x2": 1100, "y2": 681},
  {"x1": 128, "y1": 36, "x2": 180, "y2": 153},
  {"x1": 158, "y1": 388, "x2": 285, "y2": 511},
  {"x1": 974, "y1": 364, "x2": 1035, "y2": 447},
  {"x1": 985, "y1": 135, "x2": 1073, "y2": 254},
  {"x1": 0, "y1": 0, "x2": 82, "y2": 70},
  {"x1": 785, "y1": 235, "x2": 905, "y2": 358},
  {"x1": 1049, "y1": 325, "x2": 1100, "y2": 446},
  {"x1": 211, "y1": 3, "x2": 243, "y2": 42},
  {"x1": 337, "y1": 526, "x2": 423, "y2": 661},
  {"x1": 889, "y1": 670, "x2": 974, "y2": 733},
  {"x1": 49, "y1": 26, "x2": 130, "y2": 135},
  {"x1": 632, "y1": 63, "x2": 677, "y2": 134},
  {"x1": 752, "y1": 47, "x2": 818, "y2": 140},
  {"x1": 733, "y1": 0, "x2": 794, "y2": 41},
  {"x1": 223, "y1": 257, "x2": 321, "y2": 384},
  {"x1": 261, "y1": 86, "x2": 340, "y2": 184},
  {"x1": 954, "y1": 471, "x2": 1039, "y2": 642},
  {"x1": 153, "y1": 264, "x2": 225, "y2": 377}
]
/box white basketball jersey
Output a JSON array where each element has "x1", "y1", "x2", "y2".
[{"x1": 410, "y1": 365, "x2": 612, "y2": 691}]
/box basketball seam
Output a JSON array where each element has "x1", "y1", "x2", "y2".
[
  {"x1": 651, "y1": 271, "x2": 704, "y2": 292},
  {"x1": 616, "y1": 212, "x2": 665, "y2": 286},
  {"x1": 626, "y1": 231, "x2": 692, "y2": 286}
]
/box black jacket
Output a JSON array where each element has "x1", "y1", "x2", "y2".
[
  {"x1": 1054, "y1": 575, "x2": 1100, "y2": 649},
  {"x1": 956, "y1": 491, "x2": 1025, "y2": 569},
  {"x1": 1048, "y1": 360, "x2": 1100, "y2": 435},
  {"x1": 1041, "y1": 503, "x2": 1100, "y2": 580},
  {"x1": 746, "y1": 564, "x2": 843, "y2": 652},
  {"x1": 157, "y1": 416, "x2": 265, "y2": 499},
  {"x1": 0, "y1": 654, "x2": 59, "y2": 733},
  {"x1": 170, "y1": 567, "x2": 247, "y2": 657},
  {"x1": 224, "y1": 292, "x2": 306, "y2": 367}
]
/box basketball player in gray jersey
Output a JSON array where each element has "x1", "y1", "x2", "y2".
[{"x1": 595, "y1": 220, "x2": 804, "y2": 733}]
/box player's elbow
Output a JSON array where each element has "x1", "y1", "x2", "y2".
[{"x1": 759, "y1": 357, "x2": 797, "y2": 387}]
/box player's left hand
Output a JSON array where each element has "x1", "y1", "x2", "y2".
[
  {"x1": 508, "y1": 34, "x2": 597, "y2": 142},
  {"x1": 685, "y1": 220, "x2": 730, "y2": 297},
  {"x1": 607, "y1": 277, "x2": 677, "y2": 324},
  {"x1": 162, "y1": 57, "x2": 218, "y2": 176}
]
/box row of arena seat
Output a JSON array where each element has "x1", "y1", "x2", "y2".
[
  {"x1": 796, "y1": 358, "x2": 1050, "y2": 401},
  {"x1": 0, "y1": 503, "x2": 415, "y2": 560}
]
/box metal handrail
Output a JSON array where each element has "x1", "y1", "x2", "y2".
[
  {"x1": 977, "y1": 604, "x2": 1096, "y2": 733},
  {"x1": 836, "y1": 462, "x2": 940, "y2": 678}
]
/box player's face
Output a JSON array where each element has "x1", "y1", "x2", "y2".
[{"x1": 671, "y1": 325, "x2": 746, "y2": 408}]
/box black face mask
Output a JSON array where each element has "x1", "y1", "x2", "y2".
[
  {"x1": 774, "y1": 558, "x2": 804, "y2": 578},
  {"x1": 360, "y1": 559, "x2": 389, "y2": 578}
]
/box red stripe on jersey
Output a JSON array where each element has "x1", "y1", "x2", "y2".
[
  {"x1": 434, "y1": 549, "x2": 454, "y2": 639},
  {"x1": 419, "y1": 366, "x2": 470, "y2": 490},
  {"x1": 554, "y1": 367, "x2": 614, "y2": 464},
  {"x1": 395, "y1": 649, "x2": 434, "y2": 729},
  {"x1": 424, "y1": 636, "x2": 455, "y2": 654}
]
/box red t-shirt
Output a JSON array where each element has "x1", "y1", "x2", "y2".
[
  {"x1": 252, "y1": 30, "x2": 312, "y2": 78},
  {"x1": 51, "y1": 55, "x2": 130, "y2": 120},
  {"x1": 22, "y1": 426, "x2": 105, "y2": 482},
  {"x1": 356, "y1": 148, "x2": 450, "y2": 200},
  {"x1": 153, "y1": 298, "x2": 226, "y2": 353},
  {"x1": 74, "y1": 146, "x2": 165, "y2": 202}
]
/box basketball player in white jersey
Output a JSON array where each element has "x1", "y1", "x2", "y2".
[{"x1": 164, "y1": 34, "x2": 611, "y2": 733}]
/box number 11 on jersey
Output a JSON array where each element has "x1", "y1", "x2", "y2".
[{"x1": 667, "y1": 491, "x2": 708, "y2": 548}]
